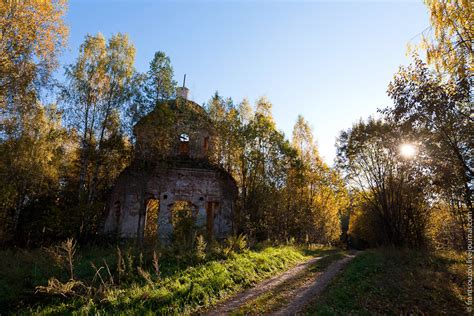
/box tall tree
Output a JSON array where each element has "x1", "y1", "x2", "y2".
[
  {"x1": 239, "y1": 97, "x2": 295, "y2": 240},
  {"x1": 145, "y1": 51, "x2": 176, "y2": 103},
  {"x1": 289, "y1": 115, "x2": 347, "y2": 243},
  {"x1": 419, "y1": 0, "x2": 472, "y2": 82},
  {"x1": 337, "y1": 118, "x2": 431, "y2": 247},
  {"x1": 128, "y1": 51, "x2": 176, "y2": 131},
  {"x1": 384, "y1": 58, "x2": 471, "y2": 247},
  {"x1": 0, "y1": 0, "x2": 68, "y2": 238},
  {"x1": 62, "y1": 33, "x2": 135, "y2": 210},
  {"x1": 0, "y1": 104, "x2": 69, "y2": 238},
  {"x1": 0, "y1": 0, "x2": 68, "y2": 109},
  {"x1": 292, "y1": 115, "x2": 320, "y2": 164}
]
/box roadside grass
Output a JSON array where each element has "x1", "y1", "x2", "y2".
[
  {"x1": 29, "y1": 246, "x2": 307, "y2": 315},
  {"x1": 305, "y1": 248, "x2": 468, "y2": 315},
  {"x1": 0, "y1": 242, "x2": 333, "y2": 315},
  {"x1": 0, "y1": 241, "x2": 235, "y2": 313},
  {"x1": 231, "y1": 249, "x2": 346, "y2": 315}
]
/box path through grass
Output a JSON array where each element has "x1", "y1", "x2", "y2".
[{"x1": 230, "y1": 249, "x2": 346, "y2": 315}]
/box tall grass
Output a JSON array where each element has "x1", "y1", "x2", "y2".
[{"x1": 29, "y1": 245, "x2": 306, "y2": 315}]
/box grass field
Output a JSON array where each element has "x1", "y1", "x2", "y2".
[
  {"x1": 2, "y1": 244, "x2": 467, "y2": 315},
  {"x1": 0, "y1": 241, "x2": 330, "y2": 315},
  {"x1": 304, "y1": 248, "x2": 468, "y2": 315}
]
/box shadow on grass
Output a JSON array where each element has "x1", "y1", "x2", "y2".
[
  {"x1": 301, "y1": 247, "x2": 342, "y2": 258},
  {"x1": 304, "y1": 248, "x2": 468, "y2": 315},
  {"x1": 308, "y1": 252, "x2": 346, "y2": 273}
]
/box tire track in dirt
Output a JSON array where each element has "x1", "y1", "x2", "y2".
[
  {"x1": 273, "y1": 253, "x2": 357, "y2": 315},
  {"x1": 203, "y1": 256, "x2": 324, "y2": 315}
]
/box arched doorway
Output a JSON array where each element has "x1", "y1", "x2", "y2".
[
  {"x1": 113, "y1": 201, "x2": 121, "y2": 237},
  {"x1": 206, "y1": 201, "x2": 219, "y2": 238},
  {"x1": 170, "y1": 201, "x2": 198, "y2": 246},
  {"x1": 144, "y1": 198, "x2": 159, "y2": 240}
]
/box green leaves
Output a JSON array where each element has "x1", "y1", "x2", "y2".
[{"x1": 146, "y1": 51, "x2": 176, "y2": 103}]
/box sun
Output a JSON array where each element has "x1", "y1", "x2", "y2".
[{"x1": 400, "y1": 143, "x2": 417, "y2": 158}]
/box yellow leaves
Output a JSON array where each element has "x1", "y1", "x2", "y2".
[
  {"x1": 255, "y1": 96, "x2": 275, "y2": 124},
  {"x1": 0, "y1": 0, "x2": 68, "y2": 108},
  {"x1": 0, "y1": 0, "x2": 68, "y2": 69},
  {"x1": 107, "y1": 33, "x2": 136, "y2": 86},
  {"x1": 418, "y1": 0, "x2": 472, "y2": 79},
  {"x1": 67, "y1": 31, "x2": 136, "y2": 131}
]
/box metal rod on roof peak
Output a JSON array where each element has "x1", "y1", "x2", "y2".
[{"x1": 183, "y1": 74, "x2": 186, "y2": 88}]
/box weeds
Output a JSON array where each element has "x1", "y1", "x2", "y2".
[
  {"x1": 5, "y1": 236, "x2": 319, "y2": 314},
  {"x1": 25, "y1": 242, "x2": 305, "y2": 314},
  {"x1": 35, "y1": 278, "x2": 86, "y2": 298},
  {"x1": 195, "y1": 234, "x2": 207, "y2": 262},
  {"x1": 152, "y1": 250, "x2": 160, "y2": 278},
  {"x1": 35, "y1": 238, "x2": 85, "y2": 299},
  {"x1": 223, "y1": 234, "x2": 248, "y2": 256},
  {"x1": 137, "y1": 267, "x2": 154, "y2": 288},
  {"x1": 44, "y1": 238, "x2": 78, "y2": 280}
]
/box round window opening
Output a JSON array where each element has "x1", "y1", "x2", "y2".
[{"x1": 179, "y1": 133, "x2": 189, "y2": 142}]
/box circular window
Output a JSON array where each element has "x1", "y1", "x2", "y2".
[{"x1": 179, "y1": 133, "x2": 189, "y2": 142}]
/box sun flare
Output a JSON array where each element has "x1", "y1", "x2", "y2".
[{"x1": 400, "y1": 143, "x2": 417, "y2": 158}]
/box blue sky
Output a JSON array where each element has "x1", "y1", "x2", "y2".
[{"x1": 61, "y1": 0, "x2": 429, "y2": 164}]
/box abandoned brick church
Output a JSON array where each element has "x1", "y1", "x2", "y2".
[{"x1": 104, "y1": 86, "x2": 238, "y2": 243}]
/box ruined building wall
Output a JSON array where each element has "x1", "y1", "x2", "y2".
[
  {"x1": 103, "y1": 98, "x2": 238, "y2": 242},
  {"x1": 133, "y1": 99, "x2": 214, "y2": 161},
  {"x1": 104, "y1": 165, "x2": 236, "y2": 242}
]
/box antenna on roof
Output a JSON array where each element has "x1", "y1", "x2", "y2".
[{"x1": 176, "y1": 74, "x2": 189, "y2": 99}]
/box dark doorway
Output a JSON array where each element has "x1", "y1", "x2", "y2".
[
  {"x1": 171, "y1": 201, "x2": 197, "y2": 246},
  {"x1": 206, "y1": 201, "x2": 219, "y2": 238}
]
